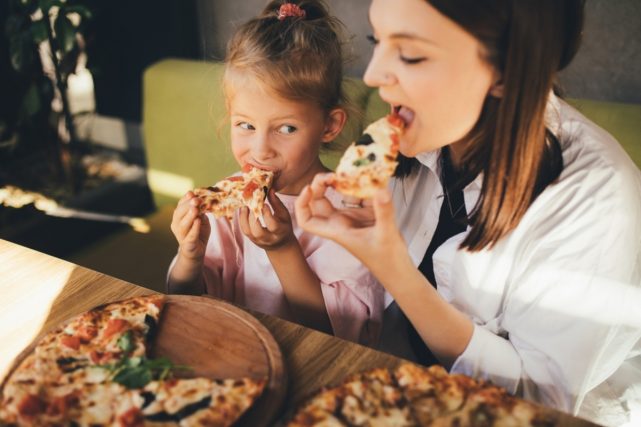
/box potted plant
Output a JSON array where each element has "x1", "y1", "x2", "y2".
[{"x1": 1, "y1": 0, "x2": 92, "y2": 197}]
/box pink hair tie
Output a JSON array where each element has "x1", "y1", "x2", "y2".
[{"x1": 278, "y1": 3, "x2": 306, "y2": 21}]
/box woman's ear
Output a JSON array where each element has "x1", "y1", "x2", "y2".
[
  {"x1": 489, "y1": 74, "x2": 504, "y2": 98},
  {"x1": 321, "y1": 108, "x2": 348, "y2": 143}
]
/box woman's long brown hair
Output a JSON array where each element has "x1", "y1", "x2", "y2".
[{"x1": 396, "y1": 0, "x2": 585, "y2": 251}]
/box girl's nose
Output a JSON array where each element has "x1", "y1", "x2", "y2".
[{"x1": 251, "y1": 134, "x2": 275, "y2": 159}]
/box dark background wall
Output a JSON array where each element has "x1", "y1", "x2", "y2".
[{"x1": 196, "y1": 0, "x2": 641, "y2": 104}]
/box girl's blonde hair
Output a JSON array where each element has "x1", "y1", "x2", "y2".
[{"x1": 223, "y1": 0, "x2": 347, "y2": 115}]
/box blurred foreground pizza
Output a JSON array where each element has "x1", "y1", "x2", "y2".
[
  {"x1": 0, "y1": 295, "x2": 266, "y2": 426},
  {"x1": 287, "y1": 363, "x2": 558, "y2": 426}
]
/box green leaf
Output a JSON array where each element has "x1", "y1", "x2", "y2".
[
  {"x1": 113, "y1": 365, "x2": 153, "y2": 389},
  {"x1": 30, "y1": 19, "x2": 49, "y2": 44},
  {"x1": 54, "y1": 14, "x2": 75, "y2": 54},
  {"x1": 39, "y1": 0, "x2": 65, "y2": 14},
  {"x1": 93, "y1": 355, "x2": 192, "y2": 389},
  {"x1": 117, "y1": 330, "x2": 135, "y2": 354},
  {"x1": 353, "y1": 157, "x2": 371, "y2": 167}
]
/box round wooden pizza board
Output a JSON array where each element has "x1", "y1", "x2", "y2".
[
  {"x1": 152, "y1": 295, "x2": 287, "y2": 427},
  {"x1": 1, "y1": 295, "x2": 286, "y2": 427}
]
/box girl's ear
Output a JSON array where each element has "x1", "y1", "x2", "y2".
[{"x1": 321, "y1": 108, "x2": 347, "y2": 143}]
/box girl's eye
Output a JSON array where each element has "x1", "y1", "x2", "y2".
[
  {"x1": 366, "y1": 34, "x2": 379, "y2": 46},
  {"x1": 278, "y1": 125, "x2": 297, "y2": 135},
  {"x1": 237, "y1": 122, "x2": 254, "y2": 130}
]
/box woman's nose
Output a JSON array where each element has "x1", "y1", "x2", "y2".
[{"x1": 363, "y1": 48, "x2": 396, "y2": 88}]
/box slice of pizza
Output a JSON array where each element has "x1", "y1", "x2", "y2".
[
  {"x1": 332, "y1": 113, "x2": 405, "y2": 199},
  {"x1": 138, "y1": 376, "x2": 267, "y2": 426},
  {"x1": 395, "y1": 363, "x2": 481, "y2": 425},
  {"x1": 287, "y1": 367, "x2": 416, "y2": 427},
  {"x1": 193, "y1": 165, "x2": 274, "y2": 220},
  {"x1": 428, "y1": 385, "x2": 558, "y2": 427},
  {"x1": 3, "y1": 295, "x2": 166, "y2": 390}
]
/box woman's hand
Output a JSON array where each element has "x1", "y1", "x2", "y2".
[
  {"x1": 239, "y1": 189, "x2": 296, "y2": 251},
  {"x1": 170, "y1": 192, "x2": 211, "y2": 262},
  {"x1": 294, "y1": 173, "x2": 410, "y2": 280}
]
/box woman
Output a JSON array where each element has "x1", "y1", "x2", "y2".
[{"x1": 295, "y1": 0, "x2": 641, "y2": 425}]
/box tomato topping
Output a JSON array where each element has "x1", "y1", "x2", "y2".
[
  {"x1": 17, "y1": 394, "x2": 45, "y2": 416},
  {"x1": 46, "y1": 392, "x2": 78, "y2": 416},
  {"x1": 242, "y1": 164, "x2": 253, "y2": 173},
  {"x1": 76, "y1": 325, "x2": 98, "y2": 342},
  {"x1": 391, "y1": 134, "x2": 400, "y2": 152},
  {"x1": 150, "y1": 296, "x2": 163, "y2": 310},
  {"x1": 118, "y1": 407, "x2": 144, "y2": 427},
  {"x1": 60, "y1": 335, "x2": 81, "y2": 350},
  {"x1": 91, "y1": 350, "x2": 119, "y2": 364},
  {"x1": 387, "y1": 113, "x2": 405, "y2": 129},
  {"x1": 243, "y1": 180, "x2": 259, "y2": 200},
  {"x1": 103, "y1": 318, "x2": 130, "y2": 340},
  {"x1": 227, "y1": 176, "x2": 244, "y2": 182}
]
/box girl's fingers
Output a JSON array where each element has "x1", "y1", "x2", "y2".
[
  {"x1": 267, "y1": 189, "x2": 288, "y2": 220},
  {"x1": 263, "y1": 204, "x2": 279, "y2": 232},
  {"x1": 199, "y1": 214, "x2": 211, "y2": 239},
  {"x1": 248, "y1": 210, "x2": 265, "y2": 237},
  {"x1": 182, "y1": 217, "x2": 201, "y2": 253},
  {"x1": 238, "y1": 207, "x2": 251, "y2": 236}
]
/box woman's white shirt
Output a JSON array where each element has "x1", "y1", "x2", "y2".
[{"x1": 388, "y1": 94, "x2": 641, "y2": 426}]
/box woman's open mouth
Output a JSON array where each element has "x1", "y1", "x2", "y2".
[{"x1": 393, "y1": 105, "x2": 415, "y2": 129}]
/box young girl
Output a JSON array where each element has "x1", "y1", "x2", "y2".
[
  {"x1": 296, "y1": 0, "x2": 641, "y2": 425},
  {"x1": 167, "y1": 0, "x2": 385, "y2": 347}
]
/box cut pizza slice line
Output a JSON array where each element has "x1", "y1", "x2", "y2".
[{"x1": 332, "y1": 113, "x2": 405, "y2": 199}]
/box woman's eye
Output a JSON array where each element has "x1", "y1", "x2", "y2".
[
  {"x1": 237, "y1": 122, "x2": 254, "y2": 130},
  {"x1": 399, "y1": 54, "x2": 427, "y2": 65},
  {"x1": 366, "y1": 34, "x2": 379, "y2": 46},
  {"x1": 278, "y1": 125, "x2": 297, "y2": 135}
]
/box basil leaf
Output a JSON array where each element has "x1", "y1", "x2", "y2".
[{"x1": 117, "y1": 330, "x2": 134, "y2": 354}]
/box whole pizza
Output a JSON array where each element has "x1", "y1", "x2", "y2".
[
  {"x1": 287, "y1": 363, "x2": 559, "y2": 426},
  {"x1": 0, "y1": 295, "x2": 266, "y2": 426}
]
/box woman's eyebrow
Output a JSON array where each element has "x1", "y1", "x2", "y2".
[
  {"x1": 389, "y1": 32, "x2": 438, "y2": 46},
  {"x1": 367, "y1": 14, "x2": 437, "y2": 46}
]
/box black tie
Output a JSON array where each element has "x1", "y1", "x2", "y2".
[{"x1": 408, "y1": 149, "x2": 468, "y2": 365}]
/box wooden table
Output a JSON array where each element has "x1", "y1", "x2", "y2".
[{"x1": 0, "y1": 239, "x2": 597, "y2": 426}]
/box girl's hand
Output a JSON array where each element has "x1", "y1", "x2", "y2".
[
  {"x1": 239, "y1": 189, "x2": 296, "y2": 251},
  {"x1": 294, "y1": 173, "x2": 409, "y2": 279},
  {"x1": 170, "y1": 192, "x2": 211, "y2": 262}
]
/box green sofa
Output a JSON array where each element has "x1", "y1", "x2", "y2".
[
  {"x1": 70, "y1": 58, "x2": 641, "y2": 293},
  {"x1": 143, "y1": 59, "x2": 641, "y2": 208}
]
